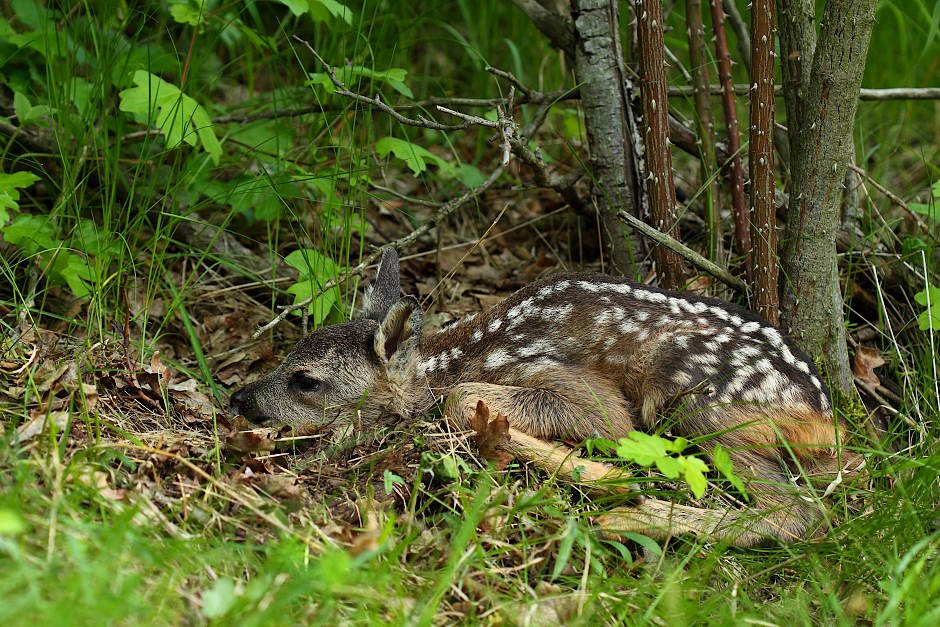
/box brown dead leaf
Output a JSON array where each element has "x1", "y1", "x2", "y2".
[
  {"x1": 17, "y1": 410, "x2": 70, "y2": 441},
  {"x1": 854, "y1": 346, "x2": 886, "y2": 387},
  {"x1": 222, "y1": 419, "x2": 277, "y2": 455},
  {"x1": 470, "y1": 400, "x2": 513, "y2": 470}
]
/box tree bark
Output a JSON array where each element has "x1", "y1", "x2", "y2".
[
  {"x1": 710, "y1": 1, "x2": 751, "y2": 277},
  {"x1": 686, "y1": 0, "x2": 721, "y2": 262},
  {"x1": 515, "y1": 0, "x2": 646, "y2": 275},
  {"x1": 568, "y1": 0, "x2": 646, "y2": 275},
  {"x1": 749, "y1": 0, "x2": 779, "y2": 324},
  {"x1": 636, "y1": 0, "x2": 683, "y2": 288},
  {"x1": 778, "y1": 0, "x2": 878, "y2": 394}
]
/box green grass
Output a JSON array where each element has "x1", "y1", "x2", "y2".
[{"x1": 1, "y1": 0, "x2": 939, "y2": 624}]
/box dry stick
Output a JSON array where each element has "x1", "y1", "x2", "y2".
[
  {"x1": 636, "y1": 0, "x2": 685, "y2": 289},
  {"x1": 209, "y1": 86, "x2": 940, "y2": 126},
  {"x1": 685, "y1": 0, "x2": 721, "y2": 262},
  {"x1": 748, "y1": 0, "x2": 780, "y2": 325},
  {"x1": 503, "y1": 428, "x2": 635, "y2": 494},
  {"x1": 617, "y1": 210, "x2": 748, "y2": 293},
  {"x1": 710, "y1": 0, "x2": 751, "y2": 280}
]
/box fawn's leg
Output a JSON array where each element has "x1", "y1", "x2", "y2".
[{"x1": 446, "y1": 384, "x2": 845, "y2": 547}]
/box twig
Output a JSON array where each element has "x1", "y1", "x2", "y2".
[
  {"x1": 617, "y1": 210, "x2": 748, "y2": 293},
  {"x1": 665, "y1": 85, "x2": 940, "y2": 100},
  {"x1": 721, "y1": 0, "x2": 752, "y2": 73}
]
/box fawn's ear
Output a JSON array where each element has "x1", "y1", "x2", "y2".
[
  {"x1": 374, "y1": 296, "x2": 423, "y2": 371},
  {"x1": 360, "y1": 248, "x2": 400, "y2": 321}
]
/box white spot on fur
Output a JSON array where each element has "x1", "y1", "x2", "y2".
[
  {"x1": 471, "y1": 330, "x2": 483, "y2": 342},
  {"x1": 488, "y1": 319, "x2": 503, "y2": 332},
  {"x1": 541, "y1": 303, "x2": 573, "y2": 319},
  {"x1": 740, "y1": 321, "x2": 761, "y2": 333},
  {"x1": 517, "y1": 338, "x2": 558, "y2": 358},
  {"x1": 577, "y1": 280, "x2": 602, "y2": 293},
  {"x1": 484, "y1": 349, "x2": 513, "y2": 370},
  {"x1": 450, "y1": 347, "x2": 464, "y2": 361}
]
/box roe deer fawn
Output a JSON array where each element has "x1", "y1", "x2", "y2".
[{"x1": 230, "y1": 248, "x2": 860, "y2": 547}]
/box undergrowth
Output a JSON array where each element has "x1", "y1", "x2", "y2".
[{"x1": 1, "y1": 0, "x2": 938, "y2": 624}]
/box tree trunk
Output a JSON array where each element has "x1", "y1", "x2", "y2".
[
  {"x1": 778, "y1": 0, "x2": 878, "y2": 394},
  {"x1": 513, "y1": 0, "x2": 645, "y2": 276},
  {"x1": 569, "y1": 0, "x2": 646, "y2": 275},
  {"x1": 635, "y1": 0, "x2": 683, "y2": 288},
  {"x1": 749, "y1": 0, "x2": 779, "y2": 324}
]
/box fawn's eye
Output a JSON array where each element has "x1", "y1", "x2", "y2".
[{"x1": 289, "y1": 372, "x2": 323, "y2": 394}]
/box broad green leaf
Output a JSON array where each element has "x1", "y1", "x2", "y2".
[
  {"x1": 54, "y1": 252, "x2": 93, "y2": 298},
  {"x1": 615, "y1": 431, "x2": 669, "y2": 467},
  {"x1": 454, "y1": 163, "x2": 486, "y2": 188},
  {"x1": 653, "y1": 455, "x2": 682, "y2": 479},
  {"x1": 551, "y1": 520, "x2": 578, "y2": 581},
  {"x1": 913, "y1": 286, "x2": 940, "y2": 307},
  {"x1": 375, "y1": 136, "x2": 444, "y2": 176},
  {"x1": 0, "y1": 170, "x2": 40, "y2": 225},
  {"x1": 909, "y1": 202, "x2": 937, "y2": 221},
  {"x1": 683, "y1": 456, "x2": 709, "y2": 499},
  {"x1": 118, "y1": 70, "x2": 221, "y2": 164},
  {"x1": 3, "y1": 214, "x2": 57, "y2": 252},
  {"x1": 277, "y1": 0, "x2": 353, "y2": 24},
  {"x1": 169, "y1": 2, "x2": 205, "y2": 26},
  {"x1": 712, "y1": 444, "x2": 748, "y2": 498},
  {"x1": 917, "y1": 305, "x2": 940, "y2": 331},
  {"x1": 13, "y1": 91, "x2": 52, "y2": 124}
]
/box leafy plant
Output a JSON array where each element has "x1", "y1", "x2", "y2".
[
  {"x1": 909, "y1": 180, "x2": 940, "y2": 222},
  {"x1": 118, "y1": 70, "x2": 222, "y2": 164},
  {"x1": 284, "y1": 249, "x2": 343, "y2": 325},
  {"x1": 598, "y1": 432, "x2": 745, "y2": 500},
  {"x1": 0, "y1": 170, "x2": 40, "y2": 227},
  {"x1": 914, "y1": 284, "x2": 940, "y2": 331}
]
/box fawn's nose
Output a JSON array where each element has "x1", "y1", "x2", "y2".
[{"x1": 229, "y1": 387, "x2": 251, "y2": 415}]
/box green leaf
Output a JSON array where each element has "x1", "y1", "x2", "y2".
[
  {"x1": 615, "y1": 431, "x2": 669, "y2": 467},
  {"x1": 682, "y1": 456, "x2": 709, "y2": 499},
  {"x1": 908, "y1": 202, "x2": 938, "y2": 221},
  {"x1": 13, "y1": 91, "x2": 52, "y2": 124},
  {"x1": 653, "y1": 455, "x2": 682, "y2": 479},
  {"x1": 712, "y1": 444, "x2": 748, "y2": 498},
  {"x1": 169, "y1": 1, "x2": 205, "y2": 26},
  {"x1": 285, "y1": 249, "x2": 342, "y2": 324},
  {"x1": 0, "y1": 509, "x2": 26, "y2": 536},
  {"x1": 0, "y1": 170, "x2": 40, "y2": 226},
  {"x1": 917, "y1": 305, "x2": 940, "y2": 331},
  {"x1": 201, "y1": 577, "x2": 237, "y2": 619},
  {"x1": 383, "y1": 470, "x2": 405, "y2": 495},
  {"x1": 277, "y1": 0, "x2": 353, "y2": 24},
  {"x1": 913, "y1": 286, "x2": 940, "y2": 307},
  {"x1": 118, "y1": 70, "x2": 221, "y2": 164}
]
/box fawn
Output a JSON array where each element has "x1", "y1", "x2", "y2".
[{"x1": 230, "y1": 248, "x2": 859, "y2": 546}]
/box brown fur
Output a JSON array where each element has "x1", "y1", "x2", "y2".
[{"x1": 230, "y1": 249, "x2": 859, "y2": 546}]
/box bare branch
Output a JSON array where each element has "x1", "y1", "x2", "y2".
[
  {"x1": 511, "y1": 0, "x2": 576, "y2": 53},
  {"x1": 617, "y1": 210, "x2": 748, "y2": 293}
]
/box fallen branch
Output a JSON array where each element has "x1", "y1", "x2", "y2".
[{"x1": 617, "y1": 210, "x2": 748, "y2": 293}]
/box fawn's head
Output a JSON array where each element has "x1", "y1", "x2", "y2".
[{"x1": 229, "y1": 249, "x2": 426, "y2": 430}]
